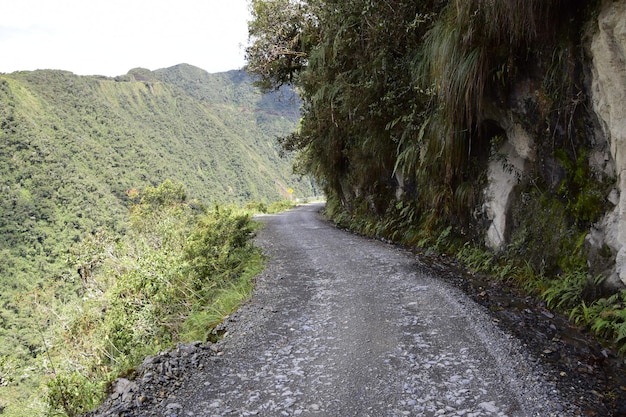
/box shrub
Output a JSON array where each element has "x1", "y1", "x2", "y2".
[{"x1": 45, "y1": 183, "x2": 262, "y2": 414}]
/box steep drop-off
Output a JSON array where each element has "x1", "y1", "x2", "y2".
[
  {"x1": 0, "y1": 64, "x2": 313, "y2": 412},
  {"x1": 0, "y1": 64, "x2": 311, "y2": 282}
]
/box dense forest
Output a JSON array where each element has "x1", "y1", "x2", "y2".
[
  {"x1": 0, "y1": 64, "x2": 314, "y2": 415},
  {"x1": 246, "y1": 0, "x2": 626, "y2": 354}
]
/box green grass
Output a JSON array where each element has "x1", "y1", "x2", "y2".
[
  {"x1": 36, "y1": 182, "x2": 268, "y2": 417},
  {"x1": 180, "y1": 254, "x2": 263, "y2": 342}
]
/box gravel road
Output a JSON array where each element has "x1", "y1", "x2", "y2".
[{"x1": 90, "y1": 203, "x2": 582, "y2": 416}]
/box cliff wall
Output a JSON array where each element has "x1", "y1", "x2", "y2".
[
  {"x1": 588, "y1": 0, "x2": 626, "y2": 287},
  {"x1": 481, "y1": 0, "x2": 626, "y2": 289}
]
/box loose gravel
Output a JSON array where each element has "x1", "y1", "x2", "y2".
[{"x1": 87, "y1": 203, "x2": 587, "y2": 417}]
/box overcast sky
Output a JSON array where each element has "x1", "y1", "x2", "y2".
[{"x1": 0, "y1": 0, "x2": 251, "y2": 76}]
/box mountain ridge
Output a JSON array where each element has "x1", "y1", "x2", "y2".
[
  {"x1": 0, "y1": 64, "x2": 310, "y2": 274},
  {"x1": 0, "y1": 63, "x2": 312, "y2": 413}
]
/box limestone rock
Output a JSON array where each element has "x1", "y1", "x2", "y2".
[
  {"x1": 483, "y1": 115, "x2": 535, "y2": 250},
  {"x1": 590, "y1": 0, "x2": 626, "y2": 286}
]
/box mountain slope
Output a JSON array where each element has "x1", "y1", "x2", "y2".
[
  {"x1": 0, "y1": 65, "x2": 309, "y2": 277},
  {"x1": 0, "y1": 65, "x2": 312, "y2": 412}
]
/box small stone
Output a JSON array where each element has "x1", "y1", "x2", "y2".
[{"x1": 478, "y1": 402, "x2": 498, "y2": 413}]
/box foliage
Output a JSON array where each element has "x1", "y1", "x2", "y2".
[
  {"x1": 542, "y1": 270, "x2": 592, "y2": 311},
  {"x1": 245, "y1": 199, "x2": 298, "y2": 214},
  {"x1": 0, "y1": 65, "x2": 314, "y2": 416},
  {"x1": 572, "y1": 291, "x2": 626, "y2": 355},
  {"x1": 555, "y1": 149, "x2": 609, "y2": 228},
  {"x1": 46, "y1": 372, "x2": 103, "y2": 417},
  {"x1": 245, "y1": 0, "x2": 595, "y2": 245},
  {"x1": 246, "y1": 0, "x2": 625, "y2": 354},
  {"x1": 183, "y1": 206, "x2": 257, "y2": 289},
  {"x1": 43, "y1": 181, "x2": 263, "y2": 416},
  {"x1": 545, "y1": 284, "x2": 626, "y2": 355},
  {"x1": 246, "y1": 0, "x2": 317, "y2": 91}
]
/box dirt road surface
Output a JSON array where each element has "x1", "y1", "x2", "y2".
[
  {"x1": 174, "y1": 203, "x2": 576, "y2": 416},
  {"x1": 93, "y1": 203, "x2": 583, "y2": 416}
]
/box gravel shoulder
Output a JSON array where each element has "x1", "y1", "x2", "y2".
[{"x1": 90, "y1": 203, "x2": 592, "y2": 416}]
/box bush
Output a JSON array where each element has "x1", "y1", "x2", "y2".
[
  {"x1": 46, "y1": 372, "x2": 104, "y2": 417},
  {"x1": 45, "y1": 182, "x2": 263, "y2": 415},
  {"x1": 183, "y1": 207, "x2": 257, "y2": 290}
]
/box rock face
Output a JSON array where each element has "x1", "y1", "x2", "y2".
[
  {"x1": 483, "y1": 117, "x2": 536, "y2": 250},
  {"x1": 589, "y1": 0, "x2": 626, "y2": 287},
  {"x1": 481, "y1": 0, "x2": 626, "y2": 288}
]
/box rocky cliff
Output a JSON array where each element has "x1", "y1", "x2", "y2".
[
  {"x1": 480, "y1": 0, "x2": 626, "y2": 289},
  {"x1": 244, "y1": 0, "x2": 626, "y2": 354},
  {"x1": 588, "y1": 0, "x2": 626, "y2": 288}
]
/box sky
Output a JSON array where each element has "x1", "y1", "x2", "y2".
[{"x1": 0, "y1": 0, "x2": 251, "y2": 76}]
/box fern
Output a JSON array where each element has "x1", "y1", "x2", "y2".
[
  {"x1": 566, "y1": 290, "x2": 626, "y2": 353},
  {"x1": 569, "y1": 302, "x2": 589, "y2": 326},
  {"x1": 541, "y1": 270, "x2": 588, "y2": 310},
  {"x1": 590, "y1": 315, "x2": 616, "y2": 338},
  {"x1": 615, "y1": 322, "x2": 626, "y2": 344}
]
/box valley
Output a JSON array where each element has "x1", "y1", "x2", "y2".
[{"x1": 0, "y1": 64, "x2": 314, "y2": 415}]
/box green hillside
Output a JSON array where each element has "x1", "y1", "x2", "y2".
[{"x1": 0, "y1": 64, "x2": 313, "y2": 414}]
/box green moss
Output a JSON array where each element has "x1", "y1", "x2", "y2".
[{"x1": 555, "y1": 149, "x2": 610, "y2": 228}]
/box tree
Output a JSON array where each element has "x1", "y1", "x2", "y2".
[
  {"x1": 247, "y1": 0, "x2": 438, "y2": 217},
  {"x1": 246, "y1": 0, "x2": 317, "y2": 91}
]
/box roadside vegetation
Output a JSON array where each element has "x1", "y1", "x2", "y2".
[
  {"x1": 3, "y1": 181, "x2": 294, "y2": 417},
  {"x1": 42, "y1": 181, "x2": 265, "y2": 416},
  {"x1": 246, "y1": 0, "x2": 626, "y2": 355},
  {"x1": 0, "y1": 64, "x2": 312, "y2": 416}
]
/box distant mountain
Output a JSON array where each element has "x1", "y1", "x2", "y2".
[
  {"x1": 0, "y1": 63, "x2": 311, "y2": 276},
  {"x1": 0, "y1": 64, "x2": 313, "y2": 408}
]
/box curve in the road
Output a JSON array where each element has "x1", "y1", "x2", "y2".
[{"x1": 168, "y1": 203, "x2": 575, "y2": 417}]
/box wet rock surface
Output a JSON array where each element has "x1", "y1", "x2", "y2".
[{"x1": 86, "y1": 203, "x2": 625, "y2": 416}]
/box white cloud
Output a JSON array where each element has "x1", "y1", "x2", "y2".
[{"x1": 0, "y1": 0, "x2": 251, "y2": 75}]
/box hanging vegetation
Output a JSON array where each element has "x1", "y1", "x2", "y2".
[{"x1": 246, "y1": 0, "x2": 626, "y2": 352}]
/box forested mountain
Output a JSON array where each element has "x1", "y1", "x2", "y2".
[
  {"x1": 0, "y1": 64, "x2": 313, "y2": 413},
  {"x1": 246, "y1": 0, "x2": 626, "y2": 354},
  {"x1": 0, "y1": 63, "x2": 311, "y2": 280}
]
